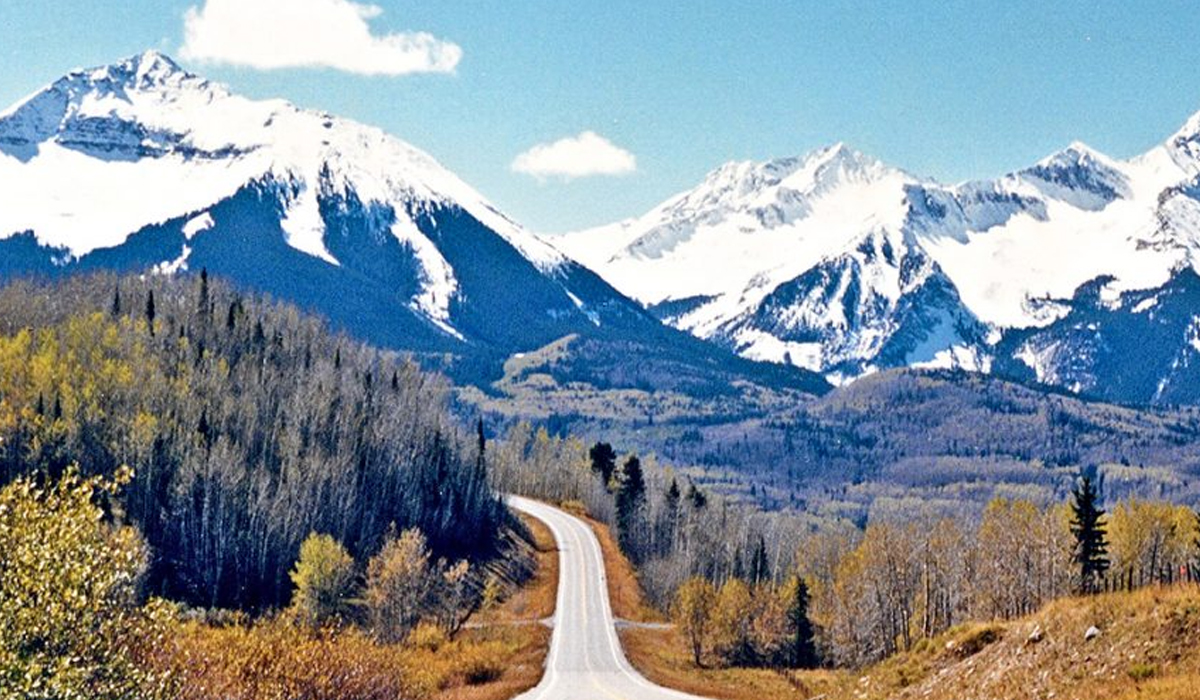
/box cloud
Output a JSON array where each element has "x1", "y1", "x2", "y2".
[
  {"x1": 179, "y1": 0, "x2": 462, "y2": 76},
  {"x1": 511, "y1": 131, "x2": 637, "y2": 181}
]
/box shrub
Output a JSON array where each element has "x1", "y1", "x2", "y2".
[
  {"x1": 455, "y1": 643, "x2": 507, "y2": 685},
  {"x1": 953, "y1": 624, "x2": 1004, "y2": 659},
  {"x1": 167, "y1": 620, "x2": 420, "y2": 700},
  {"x1": 0, "y1": 467, "x2": 176, "y2": 700},
  {"x1": 406, "y1": 622, "x2": 449, "y2": 652}
]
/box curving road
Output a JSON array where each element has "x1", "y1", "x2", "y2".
[{"x1": 508, "y1": 496, "x2": 711, "y2": 700}]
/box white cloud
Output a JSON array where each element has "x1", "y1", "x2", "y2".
[
  {"x1": 179, "y1": 0, "x2": 462, "y2": 76},
  {"x1": 511, "y1": 131, "x2": 637, "y2": 181}
]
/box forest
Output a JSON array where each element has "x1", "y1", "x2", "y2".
[
  {"x1": 0, "y1": 272, "x2": 509, "y2": 610},
  {"x1": 0, "y1": 272, "x2": 558, "y2": 700},
  {"x1": 470, "y1": 338, "x2": 1200, "y2": 528},
  {"x1": 491, "y1": 425, "x2": 1200, "y2": 668}
]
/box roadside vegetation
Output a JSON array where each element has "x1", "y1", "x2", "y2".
[
  {"x1": 494, "y1": 424, "x2": 1200, "y2": 688},
  {"x1": 584, "y1": 485, "x2": 1200, "y2": 700}
]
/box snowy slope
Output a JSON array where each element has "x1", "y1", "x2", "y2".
[
  {"x1": 558, "y1": 116, "x2": 1200, "y2": 398},
  {"x1": 0, "y1": 51, "x2": 830, "y2": 395},
  {"x1": 0, "y1": 51, "x2": 572, "y2": 337}
]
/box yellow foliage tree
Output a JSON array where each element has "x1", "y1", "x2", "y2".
[
  {"x1": 712, "y1": 578, "x2": 756, "y2": 666},
  {"x1": 289, "y1": 533, "x2": 358, "y2": 629},
  {"x1": 0, "y1": 467, "x2": 176, "y2": 700},
  {"x1": 365, "y1": 528, "x2": 433, "y2": 643},
  {"x1": 673, "y1": 576, "x2": 716, "y2": 666}
]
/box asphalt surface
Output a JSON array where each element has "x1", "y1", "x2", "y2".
[{"x1": 508, "y1": 496, "x2": 711, "y2": 700}]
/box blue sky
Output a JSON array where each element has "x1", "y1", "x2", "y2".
[{"x1": 3, "y1": 1, "x2": 1200, "y2": 233}]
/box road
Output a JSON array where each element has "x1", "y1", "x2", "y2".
[{"x1": 508, "y1": 496, "x2": 711, "y2": 700}]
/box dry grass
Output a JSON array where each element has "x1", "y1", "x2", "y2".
[
  {"x1": 484, "y1": 513, "x2": 557, "y2": 624},
  {"x1": 431, "y1": 625, "x2": 551, "y2": 700},
  {"x1": 164, "y1": 514, "x2": 561, "y2": 700},
  {"x1": 581, "y1": 513, "x2": 666, "y2": 623},
  {"x1": 621, "y1": 626, "x2": 843, "y2": 700},
  {"x1": 886, "y1": 585, "x2": 1200, "y2": 700},
  {"x1": 436, "y1": 512, "x2": 560, "y2": 700}
]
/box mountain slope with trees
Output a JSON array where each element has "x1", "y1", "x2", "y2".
[{"x1": 0, "y1": 271, "x2": 505, "y2": 611}]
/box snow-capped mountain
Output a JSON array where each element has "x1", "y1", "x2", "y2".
[
  {"x1": 0, "y1": 52, "x2": 692, "y2": 377},
  {"x1": 559, "y1": 118, "x2": 1200, "y2": 402}
]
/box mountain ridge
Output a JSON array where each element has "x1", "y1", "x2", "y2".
[
  {"x1": 0, "y1": 51, "x2": 829, "y2": 396},
  {"x1": 558, "y1": 112, "x2": 1200, "y2": 401}
]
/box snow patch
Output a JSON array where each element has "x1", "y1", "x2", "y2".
[
  {"x1": 390, "y1": 216, "x2": 462, "y2": 340},
  {"x1": 153, "y1": 245, "x2": 192, "y2": 275},
  {"x1": 1132, "y1": 296, "x2": 1159, "y2": 314},
  {"x1": 182, "y1": 212, "x2": 214, "y2": 239},
  {"x1": 280, "y1": 183, "x2": 339, "y2": 266}
]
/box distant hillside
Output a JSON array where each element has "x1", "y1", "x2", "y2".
[{"x1": 468, "y1": 362, "x2": 1200, "y2": 522}]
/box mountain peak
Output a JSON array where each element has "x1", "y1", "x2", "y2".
[
  {"x1": 117, "y1": 50, "x2": 187, "y2": 84},
  {"x1": 84, "y1": 49, "x2": 198, "y2": 93}
]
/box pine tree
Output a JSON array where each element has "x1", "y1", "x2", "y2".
[
  {"x1": 1192, "y1": 508, "x2": 1200, "y2": 582},
  {"x1": 589, "y1": 441, "x2": 618, "y2": 490},
  {"x1": 198, "y1": 267, "x2": 210, "y2": 322},
  {"x1": 748, "y1": 536, "x2": 770, "y2": 586},
  {"x1": 110, "y1": 284, "x2": 122, "y2": 317},
  {"x1": 615, "y1": 455, "x2": 646, "y2": 558},
  {"x1": 1070, "y1": 473, "x2": 1110, "y2": 594},
  {"x1": 786, "y1": 575, "x2": 818, "y2": 669},
  {"x1": 144, "y1": 290, "x2": 156, "y2": 335},
  {"x1": 476, "y1": 418, "x2": 487, "y2": 478},
  {"x1": 660, "y1": 478, "x2": 681, "y2": 554}
]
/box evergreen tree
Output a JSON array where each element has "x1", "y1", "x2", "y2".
[
  {"x1": 615, "y1": 455, "x2": 647, "y2": 558},
  {"x1": 1193, "y1": 508, "x2": 1200, "y2": 582},
  {"x1": 1070, "y1": 473, "x2": 1110, "y2": 594},
  {"x1": 144, "y1": 289, "x2": 156, "y2": 335},
  {"x1": 110, "y1": 284, "x2": 122, "y2": 317},
  {"x1": 476, "y1": 418, "x2": 487, "y2": 478},
  {"x1": 660, "y1": 478, "x2": 682, "y2": 555},
  {"x1": 786, "y1": 576, "x2": 818, "y2": 669},
  {"x1": 198, "y1": 267, "x2": 210, "y2": 321},
  {"x1": 748, "y1": 536, "x2": 770, "y2": 586},
  {"x1": 589, "y1": 441, "x2": 618, "y2": 490}
]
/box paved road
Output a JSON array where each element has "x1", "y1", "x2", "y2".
[{"x1": 509, "y1": 496, "x2": 711, "y2": 700}]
